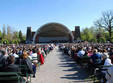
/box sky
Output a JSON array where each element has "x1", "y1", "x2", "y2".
[{"x1": 0, "y1": 0, "x2": 113, "y2": 34}]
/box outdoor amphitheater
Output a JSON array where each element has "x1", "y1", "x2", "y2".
[
  {"x1": 0, "y1": 22, "x2": 113, "y2": 83},
  {"x1": 0, "y1": 0, "x2": 113, "y2": 83}
]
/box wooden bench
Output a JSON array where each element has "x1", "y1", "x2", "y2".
[
  {"x1": 90, "y1": 65, "x2": 112, "y2": 83},
  {"x1": 0, "y1": 72, "x2": 24, "y2": 83},
  {"x1": 81, "y1": 56, "x2": 90, "y2": 63},
  {"x1": 19, "y1": 65, "x2": 32, "y2": 83}
]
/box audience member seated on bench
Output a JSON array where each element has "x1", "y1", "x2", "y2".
[
  {"x1": 103, "y1": 53, "x2": 112, "y2": 66},
  {"x1": 4, "y1": 55, "x2": 19, "y2": 72},
  {"x1": 105, "y1": 65, "x2": 113, "y2": 83},
  {"x1": 99, "y1": 52, "x2": 112, "y2": 83},
  {"x1": 110, "y1": 48, "x2": 113, "y2": 63},
  {"x1": 76, "y1": 47, "x2": 85, "y2": 65},
  {"x1": 37, "y1": 49, "x2": 44, "y2": 65},
  {"x1": 21, "y1": 50, "x2": 33, "y2": 74},
  {"x1": 31, "y1": 48, "x2": 38, "y2": 77},
  {"x1": 0, "y1": 55, "x2": 20, "y2": 83},
  {"x1": 21, "y1": 51, "x2": 33, "y2": 82},
  {"x1": 90, "y1": 49, "x2": 102, "y2": 66},
  {"x1": 103, "y1": 53, "x2": 112, "y2": 81},
  {"x1": 0, "y1": 50, "x2": 8, "y2": 71},
  {"x1": 89, "y1": 49, "x2": 102, "y2": 74}
]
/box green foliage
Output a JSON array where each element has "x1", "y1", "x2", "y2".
[
  {"x1": 111, "y1": 33, "x2": 113, "y2": 43},
  {"x1": 19, "y1": 30, "x2": 22, "y2": 39},
  {"x1": 0, "y1": 30, "x2": 2, "y2": 38},
  {"x1": 2, "y1": 24, "x2": 6, "y2": 39},
  {"x1": 111, "y1": 38, "x2": 113, "y2": 43},
  {"x1": 6, "y1": 25, "x2": 13, "y2": 42},
  {"x1": 13, "y1": 31, "x2": 19, "y2": 39},
  {"x1": 97, "y1": 37, "x2": 106, "y2": 43},
  {"x1": 0, "y1": 30, "x2": 2, "y2": 42},
  {"x1": 94, "y1": 10, "x2": 113, "y2": 42},
  {"x1": 19, "y1": 30, "x2": 25, "y2": 43},
  {"x1": 81, "y1": 27, "x2": 108, "y2": 43},
  {"x1": 91, "y1": 38, "x2": 97, "y2": 43},
  {"x1": 81, "y1": 28, "x2": 94, "y2": 42},
  {"x1": 12, "y1": 39, "x2": 19, "y2": 44},
  {"x1": 20, "y1": 35, "x2": 26, "y2": 43},
  {"x1": 1, "y1": 39, "x2": 9, "y2": 44},
  {"x1": 0, "y1": 25, "x2": 26, "y2": 44}
]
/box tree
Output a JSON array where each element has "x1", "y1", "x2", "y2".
[
  {"x1": 0, "y1": 30, "x2": 2, "y2": 43},
  {"x1": 19, "y1": 30, "x2": 22, "y2": 38},
  {"x1": 94, "y1": 10, "x2": 113, "y2": 42},
  {"x1": 19, "y1": 30, "x2": 23, "y2": 43},
  {"x1": 0, "y1": 30, "x2": 2, "y2": 38},
  {"x1": 81, "y1": 28, "x2": 94, "y2": 41},
  {"x1": 21, "y1": 35, "x2": 26, "y2": 43},
  {"x1": 12, "y1": 31, "x2": 20, "y2": 43},
  {"x1": 12, "y1": 39, "x2": 19, "y2": 44},
  {"x1": 2, "y1": 24, "x2": 6, "y2": 39},
  {"x1": 7, "y1": 25, "x2": 13, "y2": 42},
  {"x1": 1, "y1": 39, "x2": 9, "y2": 44},
  {"x1": 13, "y1": 31, "x2": 19, "y2": 39}
]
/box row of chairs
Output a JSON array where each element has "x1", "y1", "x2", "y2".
[
  {"x1": 0, "y1": 55, "x2": 42, "y2": 83},
  {"x1": 0, "y1": 45, "x2": 54, "y2": 83},
  {"x1": 0, "y1": 64, "x2": 31, "y2": 83},
  {"x1": 60, "y1": 47, "x2": 111, "y2": 83}
]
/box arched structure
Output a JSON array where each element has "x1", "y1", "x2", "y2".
[{"x1": 33, "y1": 23, "x2": 74, "y2": 43}]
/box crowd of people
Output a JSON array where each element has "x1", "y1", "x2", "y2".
[
  {"x1": 0, "y1": 42, "x2": 113, "y2": 83},
  {"x1": 0, "y1": 44, "x2": 55, "y2": 83},
  {"x1": 59, "y1": 42, "x2": 113, "y2": 83}
]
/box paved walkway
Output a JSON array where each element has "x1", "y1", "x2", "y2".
[{"x1": 32, "y1": 47, "x2": 92, "y2": 83}]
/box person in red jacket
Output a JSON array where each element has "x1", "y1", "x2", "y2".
[{"x1": 37, "y1": 49, "x2": 44, "y2": 65}]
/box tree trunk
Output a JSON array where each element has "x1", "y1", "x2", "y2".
[{"x1": 109, "y1": 27, "x2": 112, "y2": 42}]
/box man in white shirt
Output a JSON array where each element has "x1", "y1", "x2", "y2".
[
  {"x1": 76, "y1": 47, "x2": 85, "y2": 65},
  {"x1": 101, "y1": 53, "x2": 112, "y2": 83},
  {"x1": 103, "y1": 53, "x2": 112, "y2": 66},
  {"x1": 77, "y1": 48, "x2": 85, "y2": 58},
  {"x1": 31, "y1": 49, "x2": 38, "y2": 77}
]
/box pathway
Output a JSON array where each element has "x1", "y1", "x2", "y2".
[{"x1": 32, "y1": 46, "x2": 92, "y2": 83}]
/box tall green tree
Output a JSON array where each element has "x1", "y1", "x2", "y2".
[
  {"x1": 0, "y1": 30, "x2": 2, "y2": 43},
  {"x1": 2, "y1": 24, "x2": 6, "y2": 39},
  {"x1": 12, "y1": 31, "x2": 20, "y2": 44},
  {"x1": 19, "y1": 30, "x2": 23, "y2": 42},
  {"x1": 0, "y1": 30, "x2": 2, "y2": 38},
  {"x1": 7, "y1": 25, "x2": 12, "y2": 42},
  {"x1": 13, "y1": 31, "x2": 19, "y2": 39},
  {"x1": 81, "y1": 28, "x2": 94, "y2": 41},
  {"x1": 94, "y1": 10, "x2": 113, "y2": 42}
]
